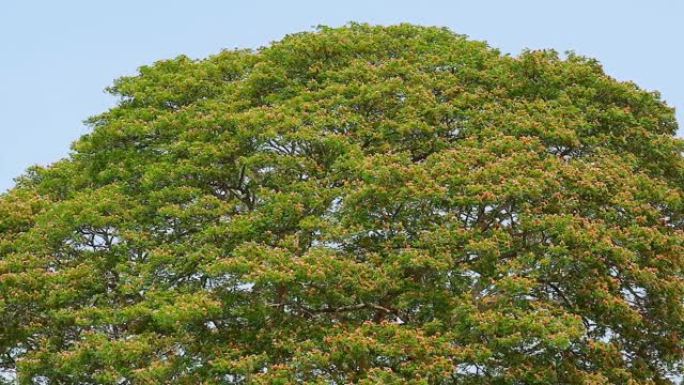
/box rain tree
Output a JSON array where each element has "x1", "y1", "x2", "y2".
[{"x1": 1, "y1": 24, "x2": 683, "y2": 384}]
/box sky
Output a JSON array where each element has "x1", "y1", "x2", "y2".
[{"x1": 1, "y1": 0, "x2": 682, "y2": 192}]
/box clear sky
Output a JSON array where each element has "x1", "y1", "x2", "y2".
[{"x1": 1, "y1": 0, "x2": 682, "y2": 192}]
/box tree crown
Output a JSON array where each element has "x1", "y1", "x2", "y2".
[{"x1": 1, "y1": 23, "x2": 683, "y2": 384}]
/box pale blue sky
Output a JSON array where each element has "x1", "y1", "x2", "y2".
[{"x1": 1, "y1": 0, "x2": 682, "y2": 192}]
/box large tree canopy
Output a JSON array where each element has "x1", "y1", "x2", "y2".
[{"x1": 1, "y1": 23, "x2": 683, "y2": 384}]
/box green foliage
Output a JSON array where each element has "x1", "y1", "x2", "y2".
[{"x1": 1, "y1": 23, "x2": 683, "y2": 384}]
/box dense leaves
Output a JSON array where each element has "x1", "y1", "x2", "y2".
[{"x1": 1, "y1": 23, "x2": 683, "y2": 384}]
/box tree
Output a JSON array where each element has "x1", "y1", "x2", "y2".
[{"x1": 1, "y1": 23, "x2": 683, "y2": 384}]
